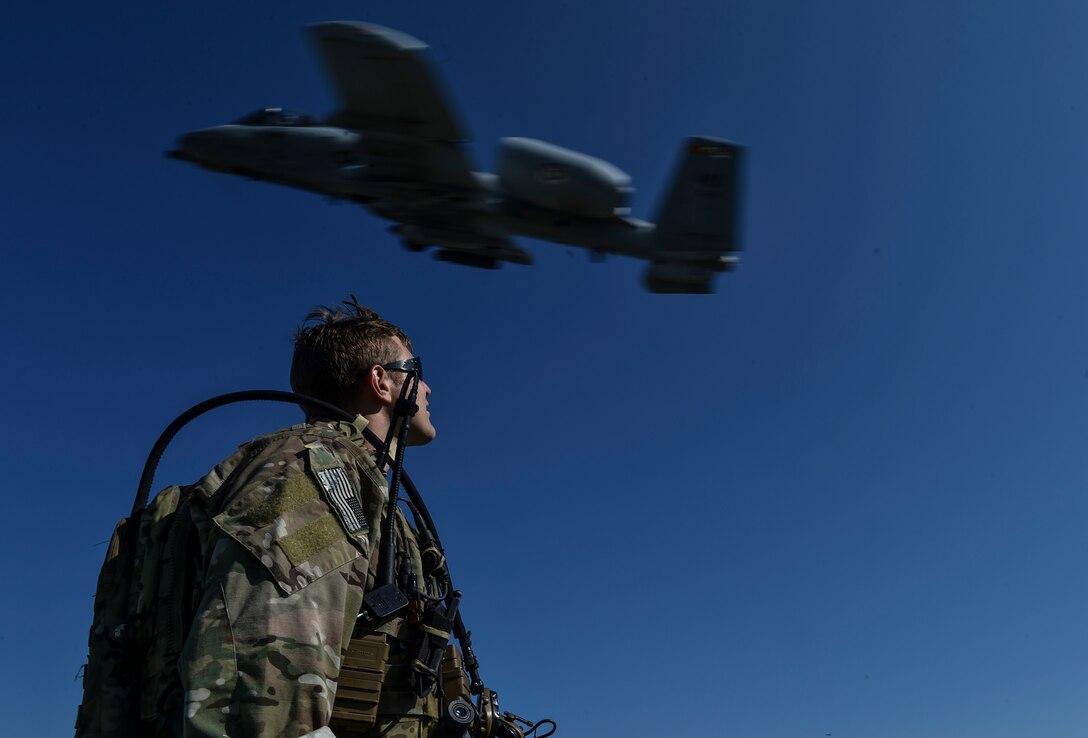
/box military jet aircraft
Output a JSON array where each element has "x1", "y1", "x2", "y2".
[{"x1": 170, "y1": 21, "x2": 744, "y2": 293}]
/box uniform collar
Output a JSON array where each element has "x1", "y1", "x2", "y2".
[{"x1": 308, "y1": 414, "x2": 371, "y2": 445}]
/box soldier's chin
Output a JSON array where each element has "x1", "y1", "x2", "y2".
[{"x1": 407, "y1": 423, "x2": 436, "y2": 446}]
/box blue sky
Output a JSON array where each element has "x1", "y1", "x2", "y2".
[{"x1": 3, "y1": 2, "x2": 1087, "y2": 736}]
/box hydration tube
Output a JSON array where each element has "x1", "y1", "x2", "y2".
[{"x1": 131, "y1": 390, "x2": 355, "y2": 518}]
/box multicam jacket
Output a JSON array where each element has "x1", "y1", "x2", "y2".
[{"x1": 179, "y1": 416, "x2": 437, "y2": 738}]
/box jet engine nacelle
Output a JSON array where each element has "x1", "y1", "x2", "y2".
[{"x1": 497, "y1": 137, "x2": 633, "y2": 218}]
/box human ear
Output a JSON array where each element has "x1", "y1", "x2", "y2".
[{"x1": 366, "y1": 365, "x2": 396, "y2": 404}]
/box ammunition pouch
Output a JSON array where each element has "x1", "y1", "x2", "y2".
[
  {"x1": 331, "y1": 628, "x2": 444, "y2": 737},
  {"x1": 434, "y1": 645, "x2": 476, "y2": 738},
  {"x1": 441, "y1": 644, "x2": 471, "y2": 704},
  {"x1": 331, "y1": 633, "x2": 390, "y2": 730}
]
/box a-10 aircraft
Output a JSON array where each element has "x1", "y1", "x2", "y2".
[{"x1": 170, "y1": 21, "x2": 744, "y2": 293}]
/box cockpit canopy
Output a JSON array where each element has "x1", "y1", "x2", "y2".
[{"x1": 233, "y1": 108, "x2": 317, "y2": 127}]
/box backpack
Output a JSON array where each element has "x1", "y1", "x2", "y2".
[
  {"x1": 75, "y1": 482, "x2": 195, "y2": 737},
  {"x1": 74, "y1": 391, "x2": 355, "y2": 738}
]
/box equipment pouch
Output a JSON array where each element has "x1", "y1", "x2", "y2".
[
  {"x1": 441, "y1": 644, "x2": 472, "y2": 706},
  {"x1": 331, "y1": 633, "x2": 390, "y2": 729}
]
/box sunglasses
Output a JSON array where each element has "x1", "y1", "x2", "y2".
[{"x1": 380, "y1": 356, "x2": 423, "y2": 382}]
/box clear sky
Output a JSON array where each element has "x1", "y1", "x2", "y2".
[{"x1": 3, "y1": 2, "x2": 1087, "y2": 736}]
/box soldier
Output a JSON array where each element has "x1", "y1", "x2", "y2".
[{"x1": 180, "y1": 298, "x2": 441, "y2": 738}]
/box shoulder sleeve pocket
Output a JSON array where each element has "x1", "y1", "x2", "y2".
[{"x1": 212, "y1": 467, "x2": 369, "y2": 595}]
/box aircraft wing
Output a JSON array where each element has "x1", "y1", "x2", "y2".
[{"x1": 309, "y1": 21, "x2": 477, "y2": 189}]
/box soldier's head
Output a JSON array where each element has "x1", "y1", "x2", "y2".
[{"x1": 291, "y1": 296, "x2": 435, "y2": 445}]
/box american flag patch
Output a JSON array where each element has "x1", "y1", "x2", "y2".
[{"x1": 317, "y1": 467, "x2": 368, "y2": 533}]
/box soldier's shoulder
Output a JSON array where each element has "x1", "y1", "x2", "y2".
[
  {"x1": 190, "y1": 424, "x2": 314, "y2": 512},
  {"x1": 209, "y1": 423, "x2": 374, "y2": 593},
  {"x1": 236, "y1": 422, "x2": 361, "y2": 467},
  {"x1": 249, "y1": 420, "x2": 369, "y2": 452},
  {"x1": 197, "y1": 421, "x2": 378, "y2": 513}
]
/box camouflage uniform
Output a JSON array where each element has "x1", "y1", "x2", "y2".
[{"x1": 180, "y1": 416, "x2": 440, "y2": 738}]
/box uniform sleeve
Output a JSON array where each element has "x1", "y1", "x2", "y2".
[{"x1": 179, "y1": 442, "x2": 381, "y2": 738}]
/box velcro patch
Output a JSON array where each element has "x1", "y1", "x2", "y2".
[
  {"x1": 245, "y1": 476, "x2": 319, "y2": 528},
  {"x1": 279, "y1": 515, "x2": 345, "y2": 566},
  {"x1": 317, "y1": 467, "x2": 368, "y2": 533}
]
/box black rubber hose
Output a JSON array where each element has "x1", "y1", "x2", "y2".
[
  {"x1": 132, "y1": 390, "x2": 355, "y2": 518},
  {"x1": 377, "y1": 376, "x2": 418, "y2": 588}
]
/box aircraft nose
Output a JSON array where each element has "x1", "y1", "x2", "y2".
[
  {"x1": 170, "y1": 129, "x2": 221, "y2": 164},
  {"x1": 173, "y1": 131, "x2": 202, "y2": 158}
]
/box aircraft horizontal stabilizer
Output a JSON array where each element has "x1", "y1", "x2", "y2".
[{"x1": 643, "y1": 257, "x2": 738, "y2": 294}]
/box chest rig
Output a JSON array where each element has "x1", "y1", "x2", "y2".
[
  {"x1": 330, "y1": 504, "x2": 448, "y2": 732},
  {"x1": 330, "y1": 369, "x2": 452, "y2": 732}
]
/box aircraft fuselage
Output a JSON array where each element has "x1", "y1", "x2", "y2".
[{"x1": 171, "y1": 122, "x2": 736, "y2": 275}]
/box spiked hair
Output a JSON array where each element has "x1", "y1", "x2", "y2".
[{"x1": 290, "y1": 296, "x2": 411, "y2": 409}]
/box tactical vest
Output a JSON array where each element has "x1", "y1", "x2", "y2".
[{"x1": 329, "y1": 504, "x2": 446, "y2": 736}]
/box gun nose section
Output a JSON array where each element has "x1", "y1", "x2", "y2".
[
  {"x1": 167, "y1": 130, "x2": 197, "y2": 163},
  {"x1": 168, "y1": 129, "x2": 222, "y2": 165}
]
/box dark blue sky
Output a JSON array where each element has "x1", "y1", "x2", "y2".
[{"x1": 3, "y1": 2, "x2": 1087, "y2": 736}]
